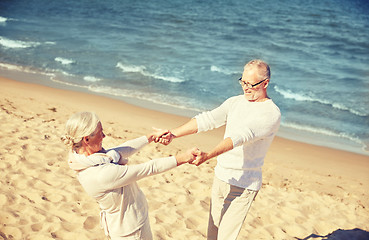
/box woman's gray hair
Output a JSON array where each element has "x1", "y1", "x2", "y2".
[
  {"x1": 244, "y1": 59, "x2": 271, "y2": 81},
  {"x1": 61, "y1": 111, "x2": 100, "y2": 151}
]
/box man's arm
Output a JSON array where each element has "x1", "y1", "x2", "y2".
[
  {"x1": 156, "y1": 118, "x2": 199, "y2": 145},
  {"x1": 191, "y1": 137, "x2": 233, "y2": 166},
  {"x1": 171, "y1": 118, "x2": 198, "y2": 137},
  {"x1": 156, "y1": 97, "x2": 232, "y2": 145}
]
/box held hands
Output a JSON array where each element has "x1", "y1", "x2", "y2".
[
  {"x1": 147, "y1": 128, "x2": 170, "y2": 143},
  {"x1": 175, "y1": 147, "x2": 201, "y2": 165},
  {"x1": 154, "y1": 131, "x2": 175, "y2": 145},
  {"x1": 175, "y1": 147, "x2": 208, "y2": 166},
  {"x1": 190, "y1": 151, "x2": 208, "y2": 166},
  {"x1": 149, "y1": 128, "x2": 208, "y2": 166}
]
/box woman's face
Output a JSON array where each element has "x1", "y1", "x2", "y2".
[{"x1": 87, "y1": 122, "x2": 105, "y2": 153}]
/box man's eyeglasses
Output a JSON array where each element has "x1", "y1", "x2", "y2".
[{"x1": 238, "y1": 77, "x2": 268, "y2": 89}]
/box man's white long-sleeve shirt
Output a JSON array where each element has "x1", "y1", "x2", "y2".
[{"x1": 195, "y1": 95, "x2": 281, "y2": 190}]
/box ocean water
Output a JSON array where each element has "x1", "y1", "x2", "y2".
[{"x1": 0, "y1": 0, "x2": 368, "y2": 155}]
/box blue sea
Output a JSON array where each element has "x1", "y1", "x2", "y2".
[{"x1": 1, "y1": 0, "x2": 368, "y2": 156}]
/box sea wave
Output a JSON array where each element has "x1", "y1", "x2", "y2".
[
  {"x1": 0, "y1": 16, "x2": 7, "y2": 23},
  {"x1": 116, "y1": 63, "x2": 146, "y2": 73},
  {"x1": 282, "y1": 121, "x2": 363, "y2": 145},
  {"x1": 0, "y1": 36, "x2": 41, "y2": 49},
  {"x1": 55, "y1": 57, "x2": 75, "y2": 65},
  {"x1": 50, "y1": 77, "x2": 84, "y2": 88},
  {"x1": 0, "y1": 62, "x2": 23, "y2": 71},
  {"x1": 83, "y1": 76, "x2": 102, "y2": 82},
  {"x1": 87, "y1": 85, "x2": 202, "y2": 112},
  {"x1": 0, "y1": 62, "x2": 55, "y2": 77},
  {"x1": 116, "y1": 62, "x2": 184, "y2": 83},
  {"x1": 274, "y1": 86, "x2": 368, "y2": 117},
  {"x1": 210, "y1": 65, "x2": 238, "y2": 75}
]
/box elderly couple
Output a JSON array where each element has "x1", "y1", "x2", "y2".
[{"x1": 61, "y1": 59, "x2": 281, "y2": 240}]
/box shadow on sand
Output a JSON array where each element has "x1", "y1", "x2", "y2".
[{"x1": 296, "y1": 228, "x2": 369, "y2": 240}]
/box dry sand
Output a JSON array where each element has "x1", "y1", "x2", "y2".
[{"x1": 0, "y1": 76, "x2": 368, "y2": 240}]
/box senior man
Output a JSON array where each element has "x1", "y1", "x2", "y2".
[{"x1": 157, "y1": 59, "x2": 281, "y2": 240}]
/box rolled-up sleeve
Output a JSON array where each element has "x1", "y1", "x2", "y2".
[
  {"x1": 195, "y1": 98, "x2": 231, "y2": 132},
  {"x1": 230, "y1": 128, "x2": 255, "y2": 148},
  {"x1": 228, "y1": 112, "x2": 280, "y2": 148}
]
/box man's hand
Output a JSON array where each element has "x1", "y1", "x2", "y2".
[
  {"x1": 154, "y1": 131, "x2": 175, "y2": 145},
  {"x1": 190, "y1": 151, "x2": 208, "y2": 166},
  {"x1": 147, "y1": 127, "x2": 169, "y2": 143},
  {"x1": 175, "y1": 147, "x2": 201, "y2": 165}
]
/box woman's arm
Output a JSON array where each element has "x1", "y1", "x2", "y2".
[
  {"x1": 110, "y1": 136, "x2": 149, "y2": 160},
  {"x1": 110, "y1": 129, "x2": 169, "y2": 160},
  {"x1": 103, "y1": 148, "x2": 198, "y2": 190}
]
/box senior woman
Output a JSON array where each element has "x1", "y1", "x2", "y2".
[{"x1": 61, "y1": 111, "x2": 198, "y2": 240}]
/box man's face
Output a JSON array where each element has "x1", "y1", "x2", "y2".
[{"x1": 240, "y1": 67, "x2": 267, "y2": 101}]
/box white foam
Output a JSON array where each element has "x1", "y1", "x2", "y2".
[
  {"x1": 147, "y1": 72, "x2": 183, "y2": 83},
  {"x1": 282, "y1": 121, "x2": 362, "y2": 145},
  {"x1": 83, "y1": 76, "x2": 102, "y2": 82},
  {"x1": 116, "y1": 62, "x2": 184, "y2": 83},
  {"x1": 50, "y1": 77, "x2": 84, "y2": 88},
  {"x1": 0, "y1": 62, "x2": 22, "y2": 71},
  {"x1": 0, "y1": 62, "x2": 54, "y2": 77},
  {"x1": 87, "y1": 85, "x2": 201, "y2": 112},
  {"x1": 274, "y1": 86, "x2": 368, "y2": 117},
  {"x1": 0, "y1": 36, "x2": 41, "y2": 49},
  {"x1": 210, "y1": 65, "x2": 238, "y2": 75},
  {"x1": 0, "y1": 16, "x2": 7, "y2": 23},
  {"x1": 116, "y1": 62, "x2": 146, "y2": 73},
  {"x1": 55, "y1": 57, "x2": 75, "y2": 65}
]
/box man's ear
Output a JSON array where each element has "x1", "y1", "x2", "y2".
[{"x1": 263, "y1": 79, "x2": 270, "y2": 89}]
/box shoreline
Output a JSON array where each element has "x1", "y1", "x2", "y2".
[
  {"x1": 1, "y1": 76, "x2": 368, "y2": 184},
  {"x1": 1, "y1": 66, "x2": 368, "y2": 156},
  {"x1": 0, "y1": 75, "x2": 368, "y2": 239}
]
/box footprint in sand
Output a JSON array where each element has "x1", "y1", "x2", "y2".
[
  {"x1": 61, "y1": 221, "x2": 79, "y2": 232},
  {"x1": 83, "y1": 216, "x2": 100, "y2": 230},
  {"x1": 43, "y1": 192, "x2": 65, "y2": 203},
  {"x1": 31, "y1": 213, "x2": 47, "y2": 223},
  {"x1": 184, "y1": 217, "x2": 200, "y2": 229},
  {"x1": 31, "y1": 223, "x2": 44, "y2": 232},
  {"x1": 0, "y1": 193, "x2": 7, "y2": 206},
  {"x1": 0, "y1": 211, "x2": 19, "y2": 225},
  {"x1": 0, "y1": 226, "x2": 22, "y2": 239}
]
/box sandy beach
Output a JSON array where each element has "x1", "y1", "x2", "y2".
[{"x1": 0, "y1": 76, "x2": 368, "y2": 240}]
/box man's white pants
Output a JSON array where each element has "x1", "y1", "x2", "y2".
[{"x1": 207, "y1": 177, "x2": 258, "y2": 240}]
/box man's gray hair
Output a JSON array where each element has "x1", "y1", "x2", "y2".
[{"x1": 245, "y1": 59, "x2": 271, "y2": 81}]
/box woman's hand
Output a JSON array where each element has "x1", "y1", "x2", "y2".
[
  {"x1": 147, "y1": 128, "x2": 170, "y2": 143},
  {"x1": 155, "y1": 131, "x2": 175, "y2": 145},
  {"x1": 175, "y1": 147, "x2": 201, "y2": 166},
  {"x1": 189, "y1": 151, "x2": 208, "y2": 166}
]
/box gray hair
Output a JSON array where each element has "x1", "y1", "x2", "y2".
[
  {"x1": 244, "y1": 59, "x2": 271, "y2": 81},
  {"x1": 61, "y1": 111, "x2": 100, "y2": 151}
]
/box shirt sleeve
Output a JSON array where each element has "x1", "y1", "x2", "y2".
[
  {"x1": 99, "y1": 156, "x2": 178, "y2": 190},
  {"x1": 195, "y1": 97, "x2": 232, "y2": 132},
  {"x1": 230, "y1": 108, "x2": 281, "y2": 148},
  {"x1": 109, "y1": 136, "x2": 149, "y2": 159}
]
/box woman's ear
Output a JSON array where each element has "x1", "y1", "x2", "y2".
[{"x1": 83, "y1": 136, "x2": 89, "y2": 145}]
